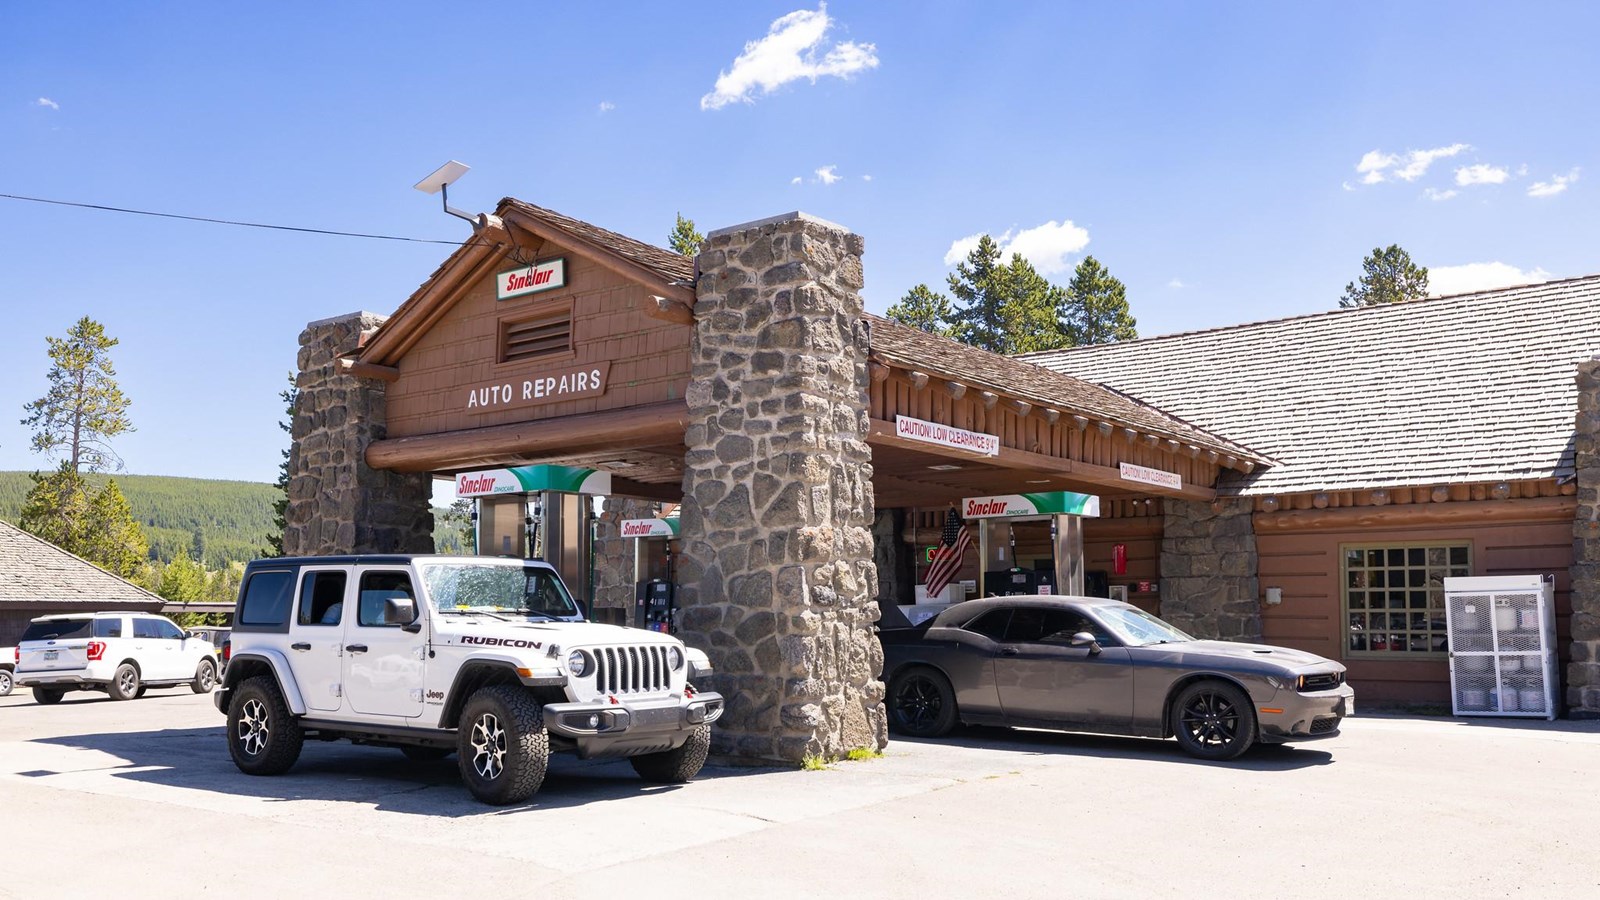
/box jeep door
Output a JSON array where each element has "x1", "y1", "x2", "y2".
[
  {"x1": 341, "y1": 566, "x2": 425, "y2": 719},
  {"x1": 288, "y1": 567, "x2": 350, "y2": 712}
]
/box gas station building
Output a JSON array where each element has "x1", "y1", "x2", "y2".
[{"x1": 283, "y1": 199, "x2": 1600, "y2": 762}]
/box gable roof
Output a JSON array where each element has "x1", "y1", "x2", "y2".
[
  {"x1": 0, "y1": 520, "x2": 165, "y2": 606},
  {"x1": 867, "y1": 315, "x2": 1272, "y2": 466},
  {"x1": 1021, "y1": 275, "x2": 1600, "y2": 495}
]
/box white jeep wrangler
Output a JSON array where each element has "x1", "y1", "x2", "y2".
[{"x1": 216, "y1": 554, "x2": 722, "y2": 805}]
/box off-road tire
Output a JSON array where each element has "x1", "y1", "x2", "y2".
[
  {"x1": 887, "y1": 666, "x2": 959, "y2": 738},
  {"x1": 456, "y1": 684, "x2": 548, "y2": 805},
  {"x1": 400, "y1": 745, "x2": 452, "y2": 762},
  {"x1": 0, "y1": 668, "x2": 13, "y2": 697},
  {"x1": 630, "y1": 723, "x2": 712, "y2": 783},
  {"x1": 33, "y1": 686, "x2": 65, "y2": 705},
  {"x1": 227, "y1": 675, "x2": 304, "y2": 776},
  {"x1": 107, "y1": 663, "x2": 141, "y2": 701},
  {"x1": 191, "y1": 659, "x2": 217, "y2": 694},
  {"x1": 1170, "y1": 679, "x2": 1258, "y2": 761}
]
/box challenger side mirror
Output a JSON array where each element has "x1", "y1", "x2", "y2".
[{"x1": 1070, "y1": 631, "x2": 1101, "y2": 655}]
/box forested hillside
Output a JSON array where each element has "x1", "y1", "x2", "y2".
[{"x1": 0, "y1": 471, "x2": 462, "y2": 564}]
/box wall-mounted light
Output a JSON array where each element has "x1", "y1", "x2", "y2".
[{"x1": 1265, "y1": 587, "x2": 1283, "y2": 606}]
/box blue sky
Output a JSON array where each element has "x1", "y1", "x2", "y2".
[{"x1": 2, "y1": 2, "x2": 1596, "y2": 489}]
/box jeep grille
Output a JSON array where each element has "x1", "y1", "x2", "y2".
[{"x1": 594, "y1": 645, "x2": 671, "y2": 694}]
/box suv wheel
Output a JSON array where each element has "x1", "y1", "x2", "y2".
[
  {"x1": 0, "y1": 668, "x2": 12, "y2": 697},
  {"x1": 227, "y1": 675, "x2": 304, "y2": 775},
  {"x1": 191, "y1": 659, "x2": 217, "y2": 694},
  {"x1": 456, "y1": 685, "x2": 549, "y2": 805},
  {"x1": 630, "y1": 723, "x2": 712, "y2": 783},
  {"x1": 33, "y1": 686, "x2": 65, "y2": 705},
  {"x1": 107, "y1": 663, "x2": 141, "y2": 701}
]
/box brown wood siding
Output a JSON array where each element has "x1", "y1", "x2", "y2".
[
  {"x1": 1257, "y1": 514, "x2": 1572, "y2": 705},
  {"x1": 385, "y1": 247, "x2": 691, "y2": 441}
]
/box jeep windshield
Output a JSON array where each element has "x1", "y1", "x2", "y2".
[{"x1": 418, "y1": 563, "x2": 584, "y2": 621}]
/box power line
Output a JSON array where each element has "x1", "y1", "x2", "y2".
[{"x1": 0, "y1": 191, "x2": 468, "y2": 245}]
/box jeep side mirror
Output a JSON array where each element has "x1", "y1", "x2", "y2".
[
  {"x1": 1070, "y1": 631, "x2": 1101, "y2": 654},
  {"x1": 384, "y1": 596, "x2": 418, "y2": 627}
]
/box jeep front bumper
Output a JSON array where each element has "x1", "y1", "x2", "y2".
[{"x1": 543, "y1": 691, "x2": 724, "y2": 759}]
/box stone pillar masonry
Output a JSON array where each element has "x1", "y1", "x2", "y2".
[
  {"x1": 284, "y1": 312, "x2": 434, "y2": 557},
  {"x1": 1568, "y1": 356, "x2": 1600, "y2": 718},
  {"x1": 592, "y1": 497, "x2": 657, "y2": 625},
  {"x1": 676, "y1": 212, "x2": 886, "y2": 764},
  {"x1": 1160, "y1": 497, "x2": 1262, "y2": 641}
]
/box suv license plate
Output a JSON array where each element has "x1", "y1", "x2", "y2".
[{"x1": 44, "y1": 649, "x2": 58, "y2": 661}]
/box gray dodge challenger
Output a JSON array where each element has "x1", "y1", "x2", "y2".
[{"x1": 878, "y1": 596, "x2": 1355, "y2": 759}]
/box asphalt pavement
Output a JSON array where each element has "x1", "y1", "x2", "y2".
[{"x1": 1, "y1": 686, "x2": 1597, "y2": 899}]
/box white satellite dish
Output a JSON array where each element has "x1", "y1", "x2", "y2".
[{"x1": 413, "y1": 160, "x2": 470, "y2": 195}]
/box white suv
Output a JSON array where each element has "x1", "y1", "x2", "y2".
[
  {"x1": 217, "y1": 554, "x2": 723, "y2": 805},
  {"x1": 14, "y1": 612, "x2": 220, "y2": 704}
]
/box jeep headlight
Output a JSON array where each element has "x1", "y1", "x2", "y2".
[
  {"x1": 567, "y1": 649, "x2": 592, "y2": 677},
  {"x1": 668, "y1": 646, "x2": 684, "y2": 670}
]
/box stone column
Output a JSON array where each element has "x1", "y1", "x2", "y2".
[
  {"x1": 1160, "y1": 497, "x2": 1261, "y2": 641},
  {"x1": 873, "y1": 507, "x2": 913, "y2": 607},
  {"x1": 592, "y1": 497, "x2": 657, "y2": 625},
  {"x1": 284, "y1": 312, "x2": 434, "y2": 556},
  {"x1": 1568, "y1": 357, "x2": 1600, "y2": 717},
  {"x1": 676, "y1": 212, "x2": 885, "y2": 763}
]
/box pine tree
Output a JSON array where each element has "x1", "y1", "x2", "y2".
[
  {"x1": 1059, "y1": 256, "x2": 1137, "y2": 345},
  {"x1": 265, "y1": 373, "x2": 298, "y2": 557},
  {"x1": 1340, "y1": 245, "x2": 1429, "y2": 308},
  {"x1": 886, "y1": 284, "x2": 957, "y2": 337},
  {"x1": 944, "y1": 236, "x2": 1068, "y2": 354},
  {"x1": 19, "y1": 462, "x2": 92, "y2": 551},
  {"x1": 85, "y1": 479, "x2": 148, "y2": 579},
  {"x1": 21, "y1": 316, "x2": 134, "y2": 473},
  {"x1": 668, "y1": 213, "x2": 705, "y2": 256},
  {"x1": 157, "y1": 549, "x2": 208, "y2": 602}
]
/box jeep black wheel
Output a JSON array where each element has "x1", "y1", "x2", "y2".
[
  {"x1": 400, "y1": 745, "x2": 452, "y2": 762},
  {"x1": 1170, "y1": 680, "x2": 1258, "y2": 761},
  {"x1": 456, "y1": 685, "x2": 548, "y2": 805},
  {"x1": 887, "y1": 666, "x2": 958, "y2": 738},
  {"x1": 630, "y1": 723, "x2": 712, "y2": 783},
  {"x1": 228, "y1": 675, "x2": 304, "y2": 775},
  {"x1": 107, "y1": 663, "x2": 141, "y2": 701},
  {"x1": 191, "y1": 659, "x2": 217, "y2": 694},
  {"x1": 33, "y1": 686, "x2": 65, "y2": 705}
]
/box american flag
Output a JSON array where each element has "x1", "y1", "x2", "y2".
[{"x1": 924, "y1": 508, "x2": 971, "y2": 599}]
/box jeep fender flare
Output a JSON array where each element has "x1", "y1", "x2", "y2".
[
  {"x1": 438, "y1": 656, "x2": 559, "y2": 730},
  {"x1": 224, "y1": 650, "x2": 308, "y2": 716}
]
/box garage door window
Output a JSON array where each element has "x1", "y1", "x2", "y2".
[{"x1": 1343, "y1": 543, "x2": 1469, "y2": 657}]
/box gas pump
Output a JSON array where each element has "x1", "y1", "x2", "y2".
[
  {"x1": 963, "y1": 491, "x2": 1100, "y2": 598},
  {"x1": 623, "y1": 515, "x2": 680, "y2": 633}
]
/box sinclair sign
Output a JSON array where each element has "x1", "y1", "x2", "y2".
[
  {"x1": 962, "y1": 491, "x2": 1101, "y2": 519},
  {"x1": 455, "y1": 465, "x2": 612, "y2": 498},
  {"x1": 496, "y1": 258, "x2": 567, "y2": 300}
]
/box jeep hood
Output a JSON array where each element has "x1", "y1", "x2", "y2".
[{"x1": 434, "y1": 619, "x2": 678, "y2": 648}]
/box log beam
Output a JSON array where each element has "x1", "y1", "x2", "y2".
[
  {"x1": 1254, "y1": 496, "x2": 1576, "y2": 532},
  {"x1": 366, "y1": 401, "x2": 690, "y2": 473},
  {"x1": 337, "y1": 358, "x2": 400, "y2": 383},
  {"x1": 644, "y1": 294, "x2": 695, "y2": 325}
]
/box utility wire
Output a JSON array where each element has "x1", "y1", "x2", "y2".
[{"x1": 0, "y1": 191, "x2": 469, "y2": 245}]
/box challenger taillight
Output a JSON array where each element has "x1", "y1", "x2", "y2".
[{"x1": 86, "y1": 641, "x2": 107, "y2": 661}]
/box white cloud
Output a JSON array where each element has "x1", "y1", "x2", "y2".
[
  {"x1": 700, "y1": 3, "x2": 878, "y2": 111},
  {"x1": 941, "y1": 219, "x2": 1091, "y2": 275},
  {"x1": 1423, "y1": 187, "x2": 1458, "y2": 201},
  {"x1": 1355, "y1": 143, "x2": 1469, "y2": 184},
  {"x1": 1428, "y1": 262, "x2": 1552, "y2": 296},
  {"x1": 36, "y1": 97, "x2": 59, "y2": 110},
  {"x1": 1516, "y1": 163, "x2": 1529, "y2": 177},
  {"x1": 1455, "y1": 163, "x2": 1508, "y2": 186},
  {"x1": 790, "y1": 176, "x2": 803, "y2": 185},
  {"x1": 1167, "y1": 278, "x2": 1186, "y2": 289},
  {"x1": 814, "y1": 165, "x2": 840, "y2": 184},
  {"x1": 860, "y1": 174, "x2": 872, "y2": 182},
  {"x1": 597, "y1": 100, "x2": 615, "y2": 114},
  {"x1": 1528, "y1": 168, "x2": 1580, "y2": 198}
]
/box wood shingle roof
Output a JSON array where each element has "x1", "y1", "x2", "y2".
[
  {"x1": 1021, "y1": 275, "x2": 1600, "y2": 495},
  {"x1": 0, "y1": 520, "x2": 165, "y2": 606}
]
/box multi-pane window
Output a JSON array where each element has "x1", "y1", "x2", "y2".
[{"x1": 1343, "y1": 544, "x2": 1470, "y2": 656}]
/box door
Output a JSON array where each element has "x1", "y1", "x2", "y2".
[
  {"x1": 133, "y1": 616, "x2": 183, "y2": 680},
  {"x1": 341, "y1": 567, "x2": 426, "y2": 719},
  {"x1": 152, "y1": 616, "x2": 197, "y2": 680},
  {"x1": 993, "y1": 606, "x2": 1134, "y2": 728},
  {"x1": 288, "y1": 567, "x2": 350, "y2": 712}
]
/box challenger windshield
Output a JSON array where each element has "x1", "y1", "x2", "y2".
[
  {"x1": 1098, "y1": 606, "x2": 1195, "y2": 646},
  {"x1": 419, "y1": 563, "x2": 583, "y2": 621}
]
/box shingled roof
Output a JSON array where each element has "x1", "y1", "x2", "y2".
[
  {"x1": 499, "y1": 199, "x2": 694, "y2": 286},
  {"x1": 867, "y1": 315, "x2": 1272, "y2": 465},
  {"x1": 0, "y1": 520, "x2": 165, "y2": 606},
  {"x1": 1021, "y1": 275, "x2": 1600, "y2": 495}
]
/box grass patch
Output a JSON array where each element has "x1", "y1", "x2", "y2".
[
  {"x1": 801, "y1": 746, "x2": 885, "y2": 770},
  {"x1": 801, "y1": 754, "x2": 830, "y2": 771},
  {"x1": 844, "y1": 747, "x2": 883, "y2": 762}
]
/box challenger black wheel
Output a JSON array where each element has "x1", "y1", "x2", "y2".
[
  {"x1": 1170, "y1": 680, "x2": 1257, "y2": 761},
  {"x1": 887, "y1": 667, "x2": 958, "y2": 738},
  {"x1": 227, "y1": 675, "x2": 304, "y2": 775},
  {"x1": 456, "y1": 685, "x2": 548, "y2": 805},
  {"x1": 630, "y1": 723, "x2": 711, "y2": 783}
]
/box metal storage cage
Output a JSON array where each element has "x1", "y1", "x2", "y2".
[{"x1": 1443, "y1": 575, "x2": 1558, "y2": 720}]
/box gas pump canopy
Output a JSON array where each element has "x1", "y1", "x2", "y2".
[{"x1": 350, "y1": 198, "x2": 1273, "y2": 508}]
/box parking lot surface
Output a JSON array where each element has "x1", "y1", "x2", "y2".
[{"x1": 2, "y1": 689, "x2": 1597, "y2": 899}]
